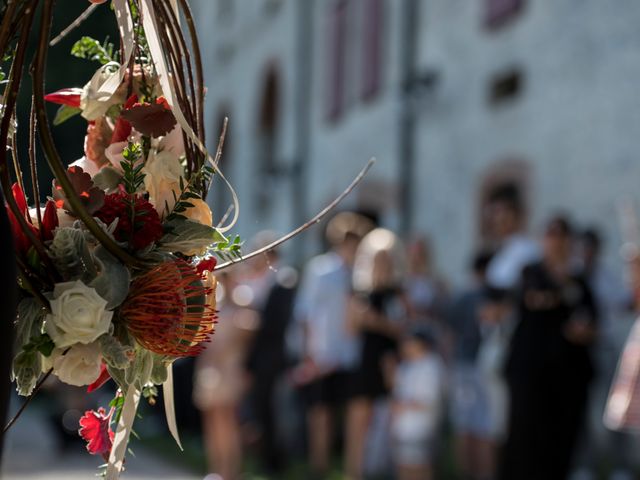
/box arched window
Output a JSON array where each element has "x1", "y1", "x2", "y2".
[
  {"x1": 477, "y1": 159, "x2": 531, "y2": 245},
  {"x1": 256, "y1": 66, "x2": 280, "y2": 212},
  {"x1": 361, "y1": 0, "x2": 383, "y2": 100},
  {"x1": 326, "y1": 0, "x2": 349, "y2": 121}
]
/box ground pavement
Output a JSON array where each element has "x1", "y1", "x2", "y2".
[{"x1": 1, "y1": 403, "x2": 199, "y2": 480}]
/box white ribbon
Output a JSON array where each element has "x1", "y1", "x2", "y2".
[
  {"x1": 163, "y1": 363, "x2": 184, "y2": 450},
  {"x1": 81, "y1": 0, "x2": 134, "y2": 121},
  {"x1": 106, "y1": 386, "x2": 141, "y2": 480},
  {"x1": 140, "y1": 0, "x2": 239, "y2": 232}
]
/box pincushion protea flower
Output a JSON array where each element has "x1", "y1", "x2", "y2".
[{"x1": 121, "y1": 259, "x2": 216, "y2": 357}]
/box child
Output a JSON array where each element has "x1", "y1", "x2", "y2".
[{"x1": 390, "y1": 327, "x2": 445, "y2": 480}]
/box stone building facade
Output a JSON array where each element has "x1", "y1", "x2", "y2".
[{"x1": 191, "y1": 0, "x2": 640, "y2": 282}]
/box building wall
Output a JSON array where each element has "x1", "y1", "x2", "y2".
[
  {"x1": 413, "y1": 0, "x2": 640, "y2": 281},
  {"x1": 191, "y1": 0, "x2": 640, "y2": 282}
]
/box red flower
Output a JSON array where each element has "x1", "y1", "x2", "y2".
[
  {"x1": 196, "y1": 257, "x2": 217, "y2": 275},
  {"x1": 121, "y1": 259, "x2": 216, "y2": 357},
  {"x1": 6, "y1": 183, "x2": 37, "y2": 254},
  {"x1": 11, "y1": 183, "x2": 28, "y2": 217},
  {"x1": 44, "y1": 88, "x2": 82, "y2": 108},
  {"x1": 110, "y1": 94, "x2": 137, "y2": 145},
  {"x1": 87, "y1": 363, "x2": 111, "y2": 393},
  {"x1": 41, "y1": 200, "x2": 59, "y2": 241},
  {"x1": 94, "y1": 192, "x2": 163, "y2": 250},
  {"x1": 78, "y1": 407, "x2": 114, "y2": 461}
]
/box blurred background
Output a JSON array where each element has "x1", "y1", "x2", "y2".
[{"x1": 6, "y1": 0, "x2": 640, "y2": 479}]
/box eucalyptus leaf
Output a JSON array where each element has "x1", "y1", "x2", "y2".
[
  {"x1": 15, "y1": 298, "x2": 46, "y2": 346},
  {"x1": 99, "y1": 334, "x2": 133, "y2": 370},
  {"x1": 89, "y1": 246, "x2": 130, "y2": 309},
  {"x1": 12, "y1": 350, "x2": 42, "y2": 396},
  {"x1": 158, "y1": 218, "x2": 226, "y2": 256},
  {"x1": 150, "y1": 355, "x2": 169, "y2": 385},
  {"x1": 49, "y1": 227, "x2": 98, "y2": 282},
  {"x1": 92, "y1": 166, "x2": 123, "y2": 193},
  {"x1": 53, "y1": 105, "x2": 81, "y2": 126}
]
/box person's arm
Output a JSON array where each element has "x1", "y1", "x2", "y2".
[{"x1": 564, "y1": 279, "x2": 599, "y2": 345}]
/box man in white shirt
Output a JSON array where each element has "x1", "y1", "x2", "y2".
[
  {"x1": 485, "y1": 186, "x2": 540, "y2": 291},
  {"x1": 293, "y1": 212, "x2": 373, "y2": 478}
]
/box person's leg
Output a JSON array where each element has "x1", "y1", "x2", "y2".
[
  {"x1": 215, "y1": 405, "x2": 242, "y2": 480},
  {"x1": 473, "y1": 436, "x2": 497, "y2": 480},
  {"x1": 345, "y1": 397, "x2": 372, "y2": 480},
  {"x1": 202, "y1": 408, "x2": 220, "y2": 474},
  {"x1": 454, "y1": 432, "x2": 472, "y2": 478},
  {"x1": 396, "y1": 464, "x2": 432, "y2": 480},
  {"x1": 308, "y1": 403, "x2": 333, "y2": 475}
]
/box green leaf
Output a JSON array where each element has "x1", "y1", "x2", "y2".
[
  {"x1": 89, "y1": 246, "x2": 131, "y2": 309},
  {"x1": 158, "y1": 218, "x2": 226, "y2": 256},
  {"x1": 71, "y1": 36, "x2": 115, "y2": 65},
  {"x1": 53, "y1": 104, "x2": 81, "y2": 126}
]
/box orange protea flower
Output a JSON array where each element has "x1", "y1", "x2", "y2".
[{"x1": 121, "y1": 259, "x2": 217, "y2": 357}]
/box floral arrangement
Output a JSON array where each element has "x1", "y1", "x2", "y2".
[
  {"x1": 0, "y1": 0, "x2": 372, "y2": 478},
  {"x1": 1, "y1": 0, "x2": 243, "y2": 477}
]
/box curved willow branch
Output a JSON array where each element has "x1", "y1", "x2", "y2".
[
  {"x1": 214, "y1": 158, "x2": 376, "y2": 271},
  {"x1": 32, "y1": 0, "x2": 145, "y2": 270},
  {"x1": 0, "y1": 0, "x2": 58, "y2": 284}
]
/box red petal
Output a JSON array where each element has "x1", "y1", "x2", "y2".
[
  {"x1": 78, "y1": 408, "x2": 114, "y2": 459},
  {"x1": 110, "y1": 118, "x2": 132, "y2": 144},
  {"x1": 156, "y1": 96, "x2": 171, "y2": 110},
  {"x1": 124, "y1": 94, "x2": 138, "y2": 110},
  {"x1": 6, "y1": 208, "x2": 29, "y2": 253},
  {"x1": 41, "y1": 200, "x2": 59, "y2": 241},
  {"x1": 196, "y1": 257, "x2": 217, "y2": 275},
  {"x1": 44, "y1": 88, "x2": 82, "y2": 108},
  {"x1": 87, "y1": 363, "x2": 111, "y2": 393},
  {"x1": 11, "y1": 183, "x2": 28, "y2": 216}
]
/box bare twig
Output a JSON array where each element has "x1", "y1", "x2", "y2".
[
  {"x1": 33, "y1": 0, "x2": 145, "y2": 270},
  {"x1": 3, "y1": 368, "x2": 53, "y2": 434},
  {"x1": 49, "y1": 3, "x2": 98, "y2": 46},
  {"x1": 214, "y1": 158, "x2": 376, "y2": 271}
]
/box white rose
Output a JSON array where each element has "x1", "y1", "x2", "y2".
[
  {"x1": 50, "y1": 343, "x2": 102, "y2": 387},
  {"x1": 45, "y1": 281, "x2": 113, "y2": 348},
  {"x1": 81, "y1": 62, "x2": 127, "y2": 121},
  {"x1": 142, "y1": 149, "x2": 184, "y2": 219}
]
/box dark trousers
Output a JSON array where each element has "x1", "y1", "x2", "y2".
[{"x1": 499, "y1": 376, "x2": 588, "y2": 480}]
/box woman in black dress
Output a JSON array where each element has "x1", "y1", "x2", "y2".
[
  {"x1": 345, "y1": 228, "x2": 410, "y2": 479},
  {"x1": 500, "y1": 216, "x2": 598, "y2": 480}
]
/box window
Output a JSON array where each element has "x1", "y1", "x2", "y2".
[
  {"x1": 326, "y1": 0, "x2": 349, "y2": 121},
  {"x1": 256, "y1": 68, "x2": 280, "y2": 212},
  {"x1": 477, "y1": 160, "x2": 530, "y2": 244},
  {"x1": 361, "y1": 0, "x2": 384, "y2": 100},
  {"x1": 488, "y1": 68, "x2": 523, "y2": 106},
  {"x1": 485, "y1": 0, "x2": 525, "y2": 30}
]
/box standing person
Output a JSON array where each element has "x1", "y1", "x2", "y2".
[
  {"x1": 480, "y1": 186, "x2": 540, "y2": 443},
  {"x1": 485, "y1": 186, "x2": 540, "y2": 292},
  {"x1": 390, "y1": 327, "x2": 445, "y2": 480},
  {"x1": 574, "y1": 228, "x2": 633, "y2": 480},
  {"x1": 193, "y1": 272, "x2": 254, "y2": 480},
  {"x1": 499, "y1": 216, "x2": 598, "y2": 480},
  {"x1": 447, "y1": 251, "x2": 497, "y2": 480},
  {"x1": 245, "y1": 239, "x2": 297, "y2": 475},
  {"x1": 293, "y1": 212, "x2": 373, "y2": 479},
  {"x1": 406, "y1": 236, "x2": 447, "y2": 324},
  {"x1": 346, "y1": 228, "x2": 410, "y2": 480}
]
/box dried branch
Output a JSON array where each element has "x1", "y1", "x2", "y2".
[{"x1": 214, "y1": 158, "x2": 376, "y2": 271}]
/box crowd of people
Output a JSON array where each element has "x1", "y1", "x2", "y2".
[{"x1": 192, "y1": 186, "x2": 639, "y2": 480}]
